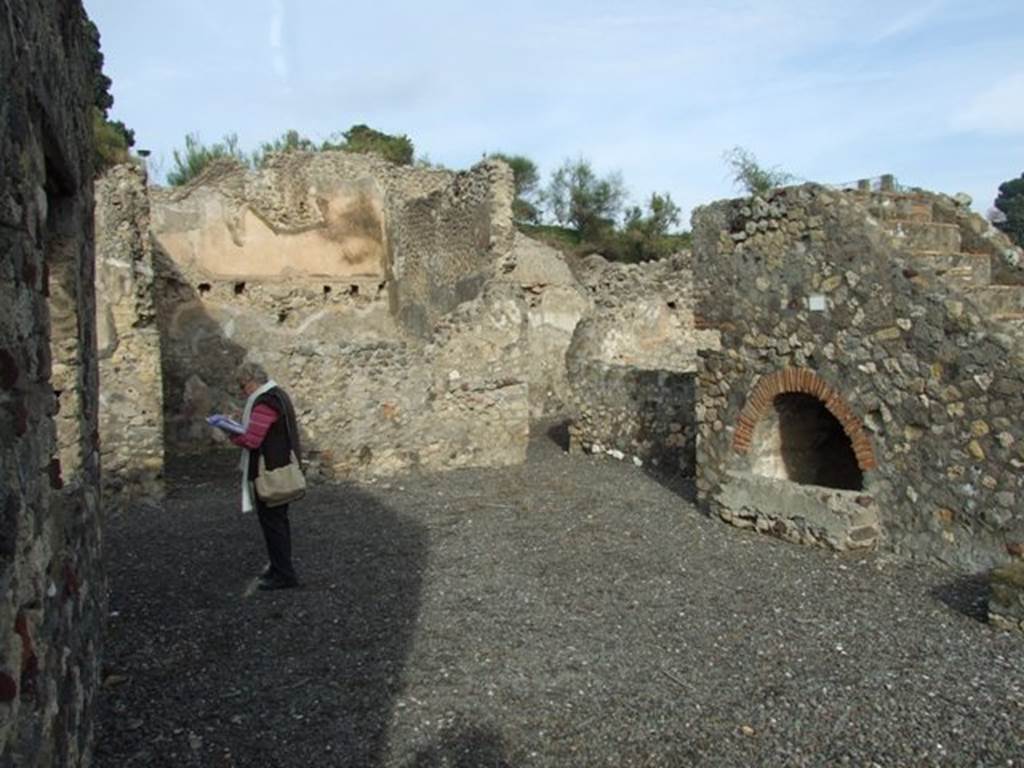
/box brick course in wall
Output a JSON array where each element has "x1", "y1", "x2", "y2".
[{"x1": 732, "y1": 367, "x2": 878, "y2": 472}]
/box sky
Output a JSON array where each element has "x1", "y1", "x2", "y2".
[{"x1": 84, "y1": 0, "x2": 1024, "y2": 223}]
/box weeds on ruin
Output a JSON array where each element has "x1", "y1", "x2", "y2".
[
  {"x1": 252, "y1": 129, "x2": 317, "y2": 167},
  {"x1": 723, "y1": 146, "x2": 796, "y2": 196}
]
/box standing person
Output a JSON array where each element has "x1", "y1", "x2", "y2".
[{"x1": 231, "y1": 362, "x2": 302, "y2": 590}]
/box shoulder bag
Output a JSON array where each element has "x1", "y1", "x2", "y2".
[{"x1": 254, "y1": 450, "x2": 306, "y2": 507}]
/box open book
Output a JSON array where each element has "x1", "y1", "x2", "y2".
[{"x1": 206, "y1": 414, "x2": 246, "y2": 435}]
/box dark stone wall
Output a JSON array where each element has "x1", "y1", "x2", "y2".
[
  {"x1": 389, "y1": 161, "x2": 514, "y2": 337},
  {"x1": 568, "y1": 362, "x2": 696, "y2": 478},
  {"x1": 0, "y1": 1, "x2": 104, "y2": 763},
  {"x1": 693, "y1": 185, "x2": 1024, "y2": 571}
]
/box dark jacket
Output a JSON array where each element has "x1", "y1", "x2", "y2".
[{"x1": 248, "y1": 386, "x2": 302, "y2": 480}]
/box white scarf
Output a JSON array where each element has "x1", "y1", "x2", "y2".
[{"x1": 239, "y1": 379, "x2": 277, "y2": 513}]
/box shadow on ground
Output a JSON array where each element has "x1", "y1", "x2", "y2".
[
  {"x1": 931, "y1": 572, "x2": 992, "y2": 624},
  {"x1": 406, "y1": 722, "x2": 513, "y2": 768},
  {"x1": 96, "y1": 475, "x2": 427, "y2": 767},
  {"x1": 543, "y1": 420, "x2": 570, "y2": 452},
  {"x1": 97, "y1": 431, "x2": 1024, "y2": 766}
]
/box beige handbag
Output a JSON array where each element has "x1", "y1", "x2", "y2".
[{"x1": 254, "y1": 451, "x2": 306, "y2": 507}]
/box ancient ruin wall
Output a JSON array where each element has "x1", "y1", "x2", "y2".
[
  {"x1": 145, "y1": 154, "x2": 528, "y2": 477},
  {"x1": 151, "y1": 152, "x2": 514, "y2": 337},
  {"x1": 567, "y1": 256, "x2": 719, "y2": 475},
  {"x1": 0, "y1": 2, "x2": 105, "y2": 762},
  {"x1": 388, "y1": 160, "x2": 516, "y2": 336},
  {"x1": 915, "y1": 191, "x2": 1024, "y2": 286},
  {"x1": 500, "y1": 233, "x2": 592, "y2": 419},
  {"x1": 694, "y1": 185, "x2": 1024, "y2": 570},
  {"x1": 96, "y1": 165, "x2": 164, "y2": 506}
]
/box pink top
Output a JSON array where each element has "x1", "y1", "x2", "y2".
[{"x1": 230, "y1": 403, "x2": 279, "y2": 450}]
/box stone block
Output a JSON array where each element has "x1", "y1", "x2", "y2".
[{"x1": 989, "y1": 562, "x2": 1024, "y2": 633}]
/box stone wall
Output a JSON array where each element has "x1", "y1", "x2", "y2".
[
  {"x1": 0, "y1": 1, "x2": 105, "y2": 763},
  {"x1": 141, "y1": 153, "x2": 529, "y2": 478},
  {"x1": 389, "y1": 160, "x2": 516, "y2": 336},
  {"x1": 151, "y1": 152, "x2": 514, "y2": 338},
  {"x1": 566, "y1": 255, "x2": 718, "y2": 476},
  {"x1": 694, "y1": 185, "x2": 1024, "y2": 570},
  {"x1": 96, "y1": 165, "x2": 164, "y2": 506},
  {"x1": 500, "y1": 234, "x2": 591, "y2": 419},
  {"x1": 989, "y1": 561, "x2": 1024, "y2": 633},
  {"x1": 923, "y1": 191, "x2": 1023, "y2": 286}
]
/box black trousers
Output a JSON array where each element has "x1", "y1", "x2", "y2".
[{"x1": 255, "y1": 498, "x2": 297, "y2": 582}]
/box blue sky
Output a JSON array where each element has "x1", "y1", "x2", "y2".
[{"x1": 85, "y1": 0, "x2": 1024, "y2": 223}]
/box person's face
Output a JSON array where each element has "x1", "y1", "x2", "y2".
[{"x1": 240, "y1": 379, "x2": 258, "y2": 397}]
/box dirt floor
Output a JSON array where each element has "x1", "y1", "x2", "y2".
[{"x1": 94, "y1": 426, "x2": 1024, "y2": 767}]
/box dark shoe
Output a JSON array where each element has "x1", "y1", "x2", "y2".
[{"x1": 257, "y1": 574, "x2": 299, "y2": 591}]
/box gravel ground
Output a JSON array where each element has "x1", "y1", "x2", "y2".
[{"x1": 95, "y1": 426, "x2": 1024, "y2": 767}]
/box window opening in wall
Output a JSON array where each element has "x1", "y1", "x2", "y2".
[
  {"x1": 198, "y1": 282, "x2": 211, "y2": 294},
  {"x1": 277, "y1": 309, "x2": 289, "y2": 324},
  {"x1": 348, "y1": 284, "x2": 359, "y2": 296},
  {"x1": 233, "y1": 281, "x2": 246, "y2": 295},
  {"x1": 322, "y1": 285, "x2": 332, "y2": 295},
  {"x1": 750, "y1": 393, "x2": 863, "y2": 491}
]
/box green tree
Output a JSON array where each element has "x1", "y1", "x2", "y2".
[
  {"x1": 723, "y1": 146, "x2": 795, "y2": 196},
  {"x1": 253, "y1": 129, "x2": 316, "y2": 166},
  {"x1": 614, "y1": 192, "x2": 684, "y2": 262},
  {"x1": 994, "y1": 173, "x2": 1024, "y2": 247},
  {"x1": 488, "y1": 152, "x2": 541, "y2": 223},
  {"x1": 84, "y1": 19, "x2": 113, "y2": 115},
  {"x1": 85, "y1": 18, "x2": 135, "y2": 174},
  {"x1": 93, "y1": 109, "x2": 135, "y2": 170},
  {"x1": 166, "y1": 133, "x2": 249, "y2": 186},
  {"x1": 545, "y1": 157, "x2": 626, "y2": 241},
  {"x1": 323, "y1": 124, "x2": 414, "y2": 166},
  {"x1": 624, "y1": 192, "x2": 681, "y2": 236}
]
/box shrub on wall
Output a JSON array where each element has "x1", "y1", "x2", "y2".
[
  {"x1": 723, "y1": 146, "x2": 795, "y2": 196},
  {"x1": 93, "y1": 108, "x2": 134, "y2": 172},
  {"x1": 322, "y1": 124, "x2": 414, "y2": 166},
  {"x1": 167, "y1": 133, "x2": 248, "y2": 186}
]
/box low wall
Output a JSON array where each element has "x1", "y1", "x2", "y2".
[
  {"x1": 567, "y1": 256, "x2": 718, "y2": 475},
  {"x1": 568, "y1": 360, "x2": 697, "y2": 475}
]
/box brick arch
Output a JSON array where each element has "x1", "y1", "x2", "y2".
[{"x1": 732, "y1": 367, "x2": 877, "y2": 472}]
